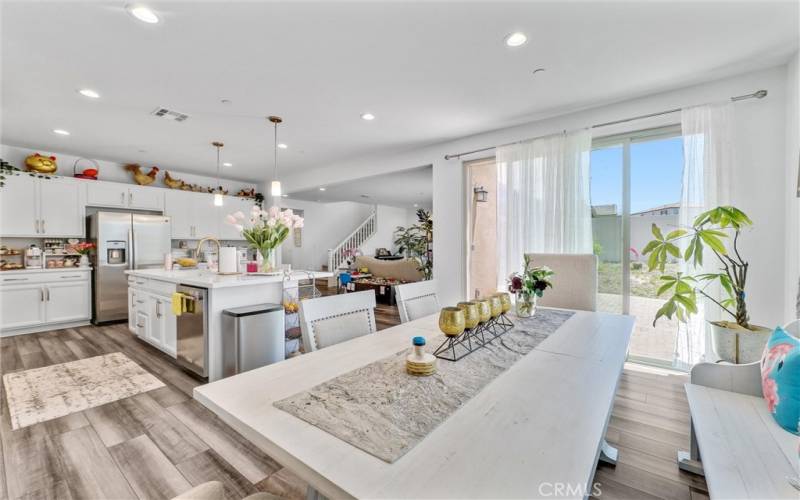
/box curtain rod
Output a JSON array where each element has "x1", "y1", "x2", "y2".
[{"x1": 443, "y1": 89, "x2": 768, "y2": 160}]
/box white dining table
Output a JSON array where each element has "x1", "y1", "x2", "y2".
[{"x1": 194, "y1": 309, "x2": 634, "y2": 499}]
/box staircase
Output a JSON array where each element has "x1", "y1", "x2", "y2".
[{"x1": 328, "y1": 209, "x2": 377, "y2": 273}]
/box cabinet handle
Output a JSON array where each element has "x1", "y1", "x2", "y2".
[
  {"x1": 60, "y1": 275, "x2": 81, "y2": 279},
  {"x1": 136, "y1": 299, "x2": 145, "y2": 304},
  {"x1": 136, "y1": 322, "x2": 145, "y2": 328},
  {"x1": 156, "y1": 301, "x2": 161, "y2": 318},
  {"x1": 129, "y1": 191, "x2": 133, "y2": 206},
  {"x1": 40, "y1": 288, "x2": 45, "y2": 301},
  {"x1": 2, "y1": 278, "x2": 28, "y2": 282},
  {"x1": 41, "y1": 219, "x2": 45, "y2": 234},
  {"x1": 45, "y1": 287, "x2": 50, "y2": 301}
]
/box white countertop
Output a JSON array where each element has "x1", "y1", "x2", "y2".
[
  {"x1": 0, "y1": 267, "x2": 92, "y2": 275},
  {"x1": 125, "y1": 268, "x2": 332, "y2": 289}
]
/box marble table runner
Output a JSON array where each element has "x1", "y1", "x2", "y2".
[{"x1": 274, "y1": 309, "x2": 575, "y2": 463}]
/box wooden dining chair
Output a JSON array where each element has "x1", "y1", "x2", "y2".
[
  {"x1": 395, "y1": 279, "x2": 440, "y2": 323},
  {"x1": 299, "y1": 290, "x2": 377, "y2": 352},
  {"x1": 523, "y1": 253, "x2": 598, "y2": 311}
]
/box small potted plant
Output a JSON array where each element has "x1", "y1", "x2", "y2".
[
  {"x1": 508, "y1": 255, "x2": 554, "y2": 317},
  {"x1": 642, "y1": 206, "x2": 770, "y2": 363},
  {"x1": 70, "y1": 242, "x2": 95, "y2": 268}
]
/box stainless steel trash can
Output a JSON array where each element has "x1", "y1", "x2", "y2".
[{"x1": 222, "y1": 303, "x2": 285, "y2": 377}]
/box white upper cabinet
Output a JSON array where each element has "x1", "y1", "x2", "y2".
[
  {"x1": 127, "y1": 184, "x2": 164, "y2": 211},
  {"x1": 39, "y1": 177, "x2": 84, "y2": 237},
  {"x1": 86, "y1": 181, "x2": 129, "y2": 208},
  {"x1": 0, "y1": 174, "x2": 84, "y2": 237},
  {"x1": 0, "y1": 174, "x2": 38, "y2": 236},
  {"x1": 86, "y1": 181, "x2": 164, "y2": 211},
  {"x1": 164, "y1": 190, "x2": 233, "y2": 240}
]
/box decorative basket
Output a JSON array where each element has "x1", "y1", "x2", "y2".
[{"x1": 73, "y1": 158, "x2": 100, "y2": 180}]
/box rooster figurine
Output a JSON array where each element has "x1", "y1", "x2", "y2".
[
  {"x1": 163, "y1": 171, "x2": 186, "y2": 189},
  {"x1": 125, "y1": 164, "x2": 159, "y2": 186}
]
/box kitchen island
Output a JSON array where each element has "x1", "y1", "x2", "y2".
[{"x1": 125, "y1": 268, "x2": 332, "y2": 381}]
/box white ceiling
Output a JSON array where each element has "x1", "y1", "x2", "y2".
[
  {"x1": 288, "y1": 165, "x2": 432, "y2": 208},
  {"x1": 2, "y1": 1, "x2": 798, "y2": 183}
]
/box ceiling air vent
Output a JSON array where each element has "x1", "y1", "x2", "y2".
[{"x1": 150, "y1": 107, "x2": 189, "y2": 122}]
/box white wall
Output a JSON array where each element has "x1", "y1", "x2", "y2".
[
  {"x1": 281, "y1": 64, "x2": 796, "y2": 323},
  {"x1": 1, "y1": 143, "x2": 256, "y2": 195},
  {"x1": 784, "y1": 51, "x2": 800, "y2": 322},
  {"x1": 278, "y1": 200, "x2": 415, "y2": 271}
]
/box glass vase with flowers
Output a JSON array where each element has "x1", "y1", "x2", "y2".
[
  {"x1": 226, "y1": 205, "x2": 303, "y2": 273},
  {"x1": 507, "y1": 255, "x2": 554, "y2": 317}
]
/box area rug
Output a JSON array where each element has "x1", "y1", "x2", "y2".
[
  {"x1": 3, "y1": 352, "x2": 164, "y2": 429},
  {"x1": 274, "y1": 309, "x2": 574, "y2": 463}
]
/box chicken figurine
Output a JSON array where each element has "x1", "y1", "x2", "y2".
[
  {"x1": 163, "y1": 171, "x2": 186, "y2": 189},
  {"x1": 125, "y1": 164, "x2": 159, "y2": 186}
]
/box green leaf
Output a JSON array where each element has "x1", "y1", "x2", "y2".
[
  {"x1": 666, "y1": 243, "x2": 681, "y2": 258},
  {"x1": 674, "y1": 293, "x2": 698, "y2": 314},
  {"x1": 641, "y1": 240, "x2": 660, "y2": 256},
  {"x1": 656, "y1": 282, "x2": 675, "y2": 296},
  {"x1": 665, "y1": 229, "x2": 688, "y2": 240},
  {"x1": 651, "y1": 224, "x2": 664, "y2": 241},
  {"x1": 699, "y1": 231, "x2": 727, "y2": 255}
]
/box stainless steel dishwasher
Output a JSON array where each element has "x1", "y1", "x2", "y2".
[{"x1": 176, "y1": 284, "x2": 208, "y2": 378}]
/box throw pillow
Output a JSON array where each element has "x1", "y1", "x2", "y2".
[{"x1": 761, "y1": 326, "x2": 800, "y2": 435}]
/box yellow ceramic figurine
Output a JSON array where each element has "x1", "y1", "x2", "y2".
[{"x1": 25, "y1": 153, "x2": 58, "y2": 174}]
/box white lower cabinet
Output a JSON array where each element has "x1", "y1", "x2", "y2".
[
  {"x1": 0, "y1": 284, "x2": 46, "y2": 330},
  {"x1": 0, "y1": 271, "x2": 91, "y2": 335},
  {"x1": 127, "y1": 281, "x2": 177, "y2": 357}
]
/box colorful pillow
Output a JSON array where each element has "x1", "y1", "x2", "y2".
[{"x1": 760, "y1": 326, "x2": 800, "y2": 435}]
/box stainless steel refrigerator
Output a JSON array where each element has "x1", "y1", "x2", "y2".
[{"x1": 88, "y1": 212, "x2": 171, "y2": 323}]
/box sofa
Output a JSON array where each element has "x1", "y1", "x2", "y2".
[{"x1": 354, "y1": 256, "x2": 424, "y2": 282}]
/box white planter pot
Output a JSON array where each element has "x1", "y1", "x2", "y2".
[{"x1": 709, "y1": 321, "x2": 771, "y2": 364}]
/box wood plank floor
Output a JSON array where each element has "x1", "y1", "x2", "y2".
[{"x1": 0, "y1": 290, "x2": 706, "y2": 500}]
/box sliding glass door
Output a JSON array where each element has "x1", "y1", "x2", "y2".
[{"x1": 591, "y1": 125, "x2": 684, "y2": 368}]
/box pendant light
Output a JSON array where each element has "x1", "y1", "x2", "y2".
[
  {"x1": 212, "y1": 141, "x2": 224, "y2": 206},
  {"x1": 268, "y1": 116, "x2": 283, "y2": 197}
]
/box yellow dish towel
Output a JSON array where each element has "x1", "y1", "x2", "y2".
[{"x1": 171, "y1": 293, "x2": 183, "y2": 316}]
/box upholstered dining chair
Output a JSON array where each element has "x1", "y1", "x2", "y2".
[
  {"x1": 395, "y1": 279, "x2": 440, "y2": 323},
  {"x1": 523, "y1": 253, "x2": 598, "y2": 311},
  {"x1": 299, "y1": 290, "x2": 377, "y2": 352}
]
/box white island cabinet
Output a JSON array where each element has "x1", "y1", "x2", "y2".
[
  {"x1": 125, "y1": 269, "x2": 332, "y2": 381},
  {"x1": 0, "y1": 268, "x2": 92, "y2": 335}
]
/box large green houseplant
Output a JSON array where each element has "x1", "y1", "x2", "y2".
[
  {"x1": 643, "y1": 205, "x2": 770, "y2": 363},
  {"x1": 393, "y1": 209, "x2": 433, "y2": 280}
]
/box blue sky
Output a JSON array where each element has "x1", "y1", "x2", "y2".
[{"x1": 590, "y1": 136, "x2": 684, "y2": 213}]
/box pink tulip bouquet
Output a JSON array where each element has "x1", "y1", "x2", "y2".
[{"x1": 226, "y1": 205, "x2": 304, "y2": 272}]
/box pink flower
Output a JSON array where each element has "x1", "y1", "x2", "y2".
[
  {"x1": 282, "y1": 208, "x2": 293, "y2": 218},
  {"x1": 233, "y1": 211, "x2": 245, "y2": 220},
  {"x1": 225, "y1": 214, "x2": 237, "y2": 225},
  {"x1": 268, "y1": 206, "x2": 280, "y2": 219},
  {"x1": 234, "y1": 224, "x2": 243, "y2": 232}
]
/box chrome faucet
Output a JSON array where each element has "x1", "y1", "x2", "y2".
[{"x1": 195, "y1": 237, "x2": 221, "y2": 270}]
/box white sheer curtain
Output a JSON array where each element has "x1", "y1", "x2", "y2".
[
  {"x1": 496, "y1": 129, "x2": 593, "y2": 285},
  {"x1": 675, "y1": 103, "x2": 734, "y2": 369}
]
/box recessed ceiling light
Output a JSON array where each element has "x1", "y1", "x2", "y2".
[
  {"x1": 319, "y1": 187, "x2": 326, "y2": 191},
  {"x1": 360, "y1": 113, "x2": 375, "y2": 121},
  {"x1": 277, "y1": 143, "x2": 288, "y2": 149},
  {"x1": 78, "y1": 89, "x2": 100, "y2": 99},
  {"x1": 223, "y1": 162, "x2": 232, "y2": 167},
  {"x1": 53, "y1": 129, "x2": 70, "y2": 136},
  {"x1": 282, "y1": 194, "x2": 289, "y2": 198},
  {"x1": 413, "y1": 203, "x2": 419, "y2": 207},
  {"x1": 504, "y1": 32, "x2": 527, "y2": 47},
  {"x1": 127, "y1": 4, "x2": 159, "y2": 24}
]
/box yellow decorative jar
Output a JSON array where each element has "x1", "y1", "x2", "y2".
[
  {"x1": 438, "y1": 307, "x2": 466, "y2": 337},
  {"x1": 476, "y1": 299, "x2": 492, "y2": 323},
  {"x1": 493, "y1": 292, "x2": 512, "y2": 313},
  {"x1": 456, "y1": 301, "x2": 480, "y2": 329},
  {"x1": 489, "y1": 296, "x2": 503, "y2": 318}
]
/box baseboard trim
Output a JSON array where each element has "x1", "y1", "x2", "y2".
[{"x1": 1, "y1": 320, "x2": 91, "y2": 337}]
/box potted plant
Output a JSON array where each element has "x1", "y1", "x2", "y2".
[
  {"x1": 69, "y1": 242, "x2": 95, "y2": 268},
  {"x1": 226, "y1": 205, "x2": 303, "y2": 273},
  {"x1": 507, "y1": 255, "x2": 554, "y2": 317},
  {"x1": 642, "y1": 205, "x2": 770, "y2": 363},
  {"x1": 393, "y1": 209, "x2": 433, "y2": 280}
]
